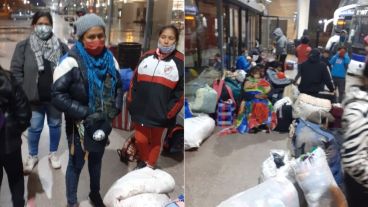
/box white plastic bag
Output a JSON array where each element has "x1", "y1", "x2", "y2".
[
  {"x1": 103, "y1": 168, "x2": 175, "y2": 206},
  {"x1": 184, "y1": 115, "x2": 215, "y2": 150},
  {"x1": 217, "y1": 177, "x2": 299, "y2": 207},
  {"x1": 113, "y1": 193, "x2": 171, "y2": 207},
  {"x1": 260, "y1": 150, "x2": 294, "y2": 183},
  {"x1": 190, "y1": 84, "x2": 218, "y2": 114},
  {"x1": 283, "y1": 84, "x2": 299, "y2": 102},
  {"x1": 292, "y1": 147, "x2": 344, "y2": 207}
]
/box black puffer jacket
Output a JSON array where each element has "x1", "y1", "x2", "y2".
[
  {"x1": 0, "y1": 69, "x2": 31, "y2": 154},
  {"x1": 298, "y1": 49, "x2": 335, "y2": 95},
  {"x1": 51, "y1": 47, "x2": 123, "y2": 136}
]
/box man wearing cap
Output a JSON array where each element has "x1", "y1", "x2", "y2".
[{"x1": 52, "y1": 13, "x2": 123, "y2": 207}]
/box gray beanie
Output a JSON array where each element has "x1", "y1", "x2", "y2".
[{"x1": 74, "y1": 13, "x2": 106, "y2": 38}]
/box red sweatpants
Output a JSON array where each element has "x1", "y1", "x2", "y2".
[{"x1": 134, "y1": 124, "x2": 165, "y2": 166}]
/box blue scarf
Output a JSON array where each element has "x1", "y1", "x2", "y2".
[{"x1": 75, "y1": 41, "x2": 117, "y2": 113}]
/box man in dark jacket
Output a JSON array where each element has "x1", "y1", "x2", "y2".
[
  {"x1": 0, "y1": 65, "x2": 31, "y2": 207},
  {"x1": 298, "y1": 48, "x2": 335, "y2": 101},
  {"x1": 272, "y1": 28, "x2": 288, "y2": 68}
]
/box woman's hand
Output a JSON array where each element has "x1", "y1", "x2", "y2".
[{"x1": 255, "y1": 94, "x2": 268, "y2": 99}]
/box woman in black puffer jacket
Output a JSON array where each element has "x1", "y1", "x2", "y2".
[{"x1": 0, "y1": 65, "x2": 31, "y2": 207}]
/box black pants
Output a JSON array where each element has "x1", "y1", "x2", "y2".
[
  {"x1": 345, "y1": 173, "x2": 368, "y2": 207},
  {"x1": 277, "y1": 54, "x2": 287, "y2": 71},
  {"x1": 333, "y1": 77, "x2": 346, "y2": 103},
  {"x1": 0, "y1": 148, "x2": 25, "y2": 207}
]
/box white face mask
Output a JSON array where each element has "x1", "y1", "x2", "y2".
[
  {"x1": 365, "y1": 46, "x2": 368, "y2": 52},
  {"x1": 252, "y1": 55, "x2": 259, "y2": 61}
]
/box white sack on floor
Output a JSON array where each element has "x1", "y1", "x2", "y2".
[
  {"x1": 292, "y1": 93, "x2": 331, "y2": 119},
  {"x1": 217, "y1": 177, "x2": 299, "y2": 207},
  {"x1": 110, "y1": 193, "x2": 171, "y2": 207},
  {"x1": 103, "y1": 168, "x2": 175, "y2": 206},
  {"x1": 184, "y1": 115, "x2": 215, "y2": 150}
]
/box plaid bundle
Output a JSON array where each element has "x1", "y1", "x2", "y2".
[{"x1": 216, "y1": 100, "x2": 235, "y2": 127}]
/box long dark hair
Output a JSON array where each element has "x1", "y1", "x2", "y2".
[
  {"x1": 159, "y1": 25, "x2": 179, "y2": 42},
  {"x1": 31, "y1": 11, "x2": 53, "y2": 26}
]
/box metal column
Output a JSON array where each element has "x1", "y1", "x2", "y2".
[
  {"x1": 216, "y1": 0, "x2": 224, "y2": 70},
  {"x1": 143, "y1": 0, "x2": 154, "y2": 52},
  {"x1": 106, "y1": 0, "x2": 113, "y2": 45}
]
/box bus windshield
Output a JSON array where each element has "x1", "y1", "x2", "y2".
[{"x1": 351, "y1": 6, "x2": 368, "y2": 55}]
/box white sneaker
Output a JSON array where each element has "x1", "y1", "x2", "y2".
[
  {"x1": 24, "y1": 155, "x2": 38, "y2": 174},
  {"x1": 48, "y1": 152, "x2": 61, "y2": 169}
]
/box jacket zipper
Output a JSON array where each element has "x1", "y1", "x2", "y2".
[{"x1": 151, "y1": 60, "x2": 160, "y2": 82}]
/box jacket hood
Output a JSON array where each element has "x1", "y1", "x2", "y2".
[
  {"x1": 308, "y1": 48, "x2": 320, "y2": 63},
  {"x1": 273, "y1": 28, "x2": 284, "y2": 38},
  {"x1": 343, "y1": 86, "x2": 368, "y2": 107}
]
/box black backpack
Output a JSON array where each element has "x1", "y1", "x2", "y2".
[
  {"x1": 274, "y1": 104, "x2": 293, "y2": 132},
  {"x1": 163, "y1": 125, "x2": 184, "y2": 154}
]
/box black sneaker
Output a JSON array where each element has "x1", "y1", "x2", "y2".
[
  {"x1": 89, "y1": 192, "x2": 105, "y2": 207},
  {"x1": 134, "y1": 160, "x2": 147, "y2": 170}
]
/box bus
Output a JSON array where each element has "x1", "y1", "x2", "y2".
[{"x1": 325, "y1": 0, "x2": 368, "y2": 76}]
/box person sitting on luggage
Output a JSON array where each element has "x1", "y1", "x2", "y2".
[
  {"x1": 298, "y1": 48, "x2": 335, "y2": 101},
  {"x1": 236, "y1": 48, "x2": 252, "y2": 72},
  {"x1": 236, "y1": 66, "x2": 277, "y2": 133},
  {"x1": 341, "y1": 62, "x2": 368, "y2": 207},
  {"x1": 249, "y1": 48, "x2": 263, "y2": 64}
]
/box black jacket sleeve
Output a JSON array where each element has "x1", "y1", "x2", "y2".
[
  {"x1": 51, "y1": 59, "x2": 89, "y2": 119},
  {"x1": 166, "y1": 53, "x2": 184, "y2": 119},
  {"x1": 10, "y1": 75, "x2": 31, "y2": 131},
  {"x1": 10, "y1": 39, "x2": 27, "y2": 85},
  {"x1": 322, "y1": 63, "x2": 335, "y2": 92}
]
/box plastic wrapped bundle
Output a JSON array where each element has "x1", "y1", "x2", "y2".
[
  {"x1": 104, "y1": 168, "x2": 175, "y2": 206},
  {"x1": 260, "y1": 150, "x2": 295, "y2": 183},
  {"x1": 184, "y1": 115, "x2": 215, "y2": 150},
  {"x1": 116, "y1": 193, "x2": 171, "y2": 207},
  {"x1": 292, "y1": 148, "x2": 346, "y2": 207},
  {"x1": 217, "y1": 177, "x2": 299, "y2": 207}
]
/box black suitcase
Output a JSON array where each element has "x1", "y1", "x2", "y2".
[{"x1": 274, "y1": 104, "x2": 293, "y2": 132}]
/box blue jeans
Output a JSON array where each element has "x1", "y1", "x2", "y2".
[
  {"x1": 28, "y1": 103, "x2": 62, "y2": 156},
  {"x1": 66, "y1": 134, "x2": 104, "y2": 205}
]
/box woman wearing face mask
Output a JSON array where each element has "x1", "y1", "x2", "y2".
[
  {"x1": 128, "y1": 25, "x2": 184, "y2": 169},
  {"x1": 52, "y1": 14, "x2": 123, "y2": 207},
  {"x1": 330, "y1": 46, "x2": 351, "y2": 103},
  {"x1": 10, "y1": 11, "x2": 68, "y2": 174}
]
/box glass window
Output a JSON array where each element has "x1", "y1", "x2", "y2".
[{"x1": 185, "y1": 0, "x2": 219, "y2": 68}]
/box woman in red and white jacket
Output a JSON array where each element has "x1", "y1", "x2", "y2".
[{"x1": 128, "y1": 25, "x2": 184, "y2": 169}]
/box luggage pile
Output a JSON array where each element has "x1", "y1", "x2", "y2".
[
  {"x1": 184, "y1": 68, "x2": 243, "y2": 150},
  {"x1": 218, "y1": 148, "x2": 347, "y2": 207}
]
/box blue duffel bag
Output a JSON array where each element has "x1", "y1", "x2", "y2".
[
  {"x1": 291, "y1": 118, "x2": 343, "y2": 186},
  {"x1": 119, "y1": 68, "x2": 133, "y2": 93}
]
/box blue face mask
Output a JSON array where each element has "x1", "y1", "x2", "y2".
[
  {"x1": 158, "y1": 42, "x2": 176, "y2": 54},
  {"x1": 340, "y1": 35, "x2": 346, "y2": 43}
]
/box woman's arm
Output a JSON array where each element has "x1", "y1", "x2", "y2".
[
  {"x1": 10, "y1": 40, "x2": 27, "y2": 85},
  {"x1": 51, "y1": 57, "x2": 89, "y2": 119}
]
